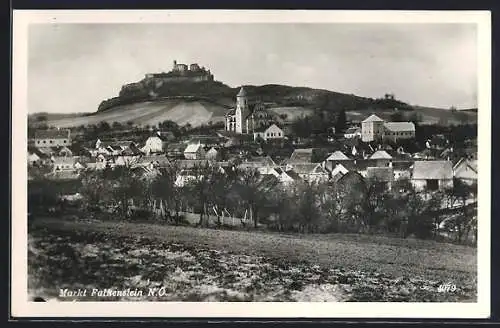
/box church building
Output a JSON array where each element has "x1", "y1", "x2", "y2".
[{"x1": 225, "y1": 87, "x2": 277, "y2": 134}]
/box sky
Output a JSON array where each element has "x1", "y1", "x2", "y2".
[{"x1": 28, "y1": 23, "x2": 478, "y2": 113}]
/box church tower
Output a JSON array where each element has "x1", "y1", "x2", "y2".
[{"x1": 235, "y1": 87, "x2": 248, "y2": 134}]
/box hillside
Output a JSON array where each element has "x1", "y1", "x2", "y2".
[{"x1": 39, "y1": 78, "x2": 477, "y2": 129}]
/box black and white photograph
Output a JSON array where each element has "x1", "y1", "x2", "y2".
[{"x1": 12, "y1": 10, "x2": 490, "y2": 318}]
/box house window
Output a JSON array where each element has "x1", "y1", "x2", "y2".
[
  {"x1": 50, "y1": 140, "x2": 53, "y2": 144},
  {"x1": 37, "y1": 141, "x2": 40, "y2": 144},
  {"x1": 64, "y1": 140, "x2": 67, "y2": 143},
  {"x1": 43, "y1": 140, "x2": 46, "y2": 144}
]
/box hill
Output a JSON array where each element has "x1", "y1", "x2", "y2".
[{"x1": 39, "y1": 78, "x2": 477, "y2": 128}]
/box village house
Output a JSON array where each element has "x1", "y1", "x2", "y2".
[
  {"x1": 344, "y1": 127, "x2": 361, "y2": 139},
  {"x1": 361, "y1": 114, "x2": 415, "y2": 143},
  {"x1": 268, "y1": 167, "x2": 301, "y2": 186},
  {"x1": 237, "y1": 156, "x2": 276, "y2": 175},
  {"x1": 132, "y1": 155, "x2": 170, "y2": 170},
  {"x1": 286, "y1": 163, "x2": 329, "y2": 183},
  {"x1": 453, "y1": 157, "x2": 478, "y2": 186},
  {"x1": 411, "y1": 160, "x2": 454, "y2": 191},
  {"x1": 34, "y1": 129, "x2": 71, "y2": 147},
  {"x1": 324, "y1": 150, "x2": 353, "y2": 172},
  {"x1": 369, "y1": 150, "x2": 393, "y2": 167},
  {"x1": 183, "y1": 143, "x2": 206, "y2": 160},
  {"x1": 205, "y1": 147, "x2": 220, "y2": 161},
  {"x1": 28, "y1": 152, "x2": 41, "y2": 166},
  {"x1": 253, "y1": 123, "x2": 285, "y2": 142},
  {"x1": 141, "y1": 135, "x2": 164, "y2": 154},
  {"x1": 286, "y1": 148, "x2": 314, "y2": 165}
]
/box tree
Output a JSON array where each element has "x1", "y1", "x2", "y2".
[
  {"x1": 390, "y1": 111, "x2": 405, "y2": 122},
  {"x1": 151, "y1": 163, "x2": 181, "y2": 222},
  {"x1": 295, "y1": 181, "x2": 322, "y2": 233},
  {"x1": 335, "y1": 109, "x2": 347, "y2": 134},
  {"x1": 445, "y1": 178, "x2": 476, "y2": 243},
  {"x1": 98, "y1": 121, "x2": 111, "y2": 132}
]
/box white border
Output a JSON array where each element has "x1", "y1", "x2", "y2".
[{"x1": 12, "y1": 10, "x2": 491, "y2": 318}]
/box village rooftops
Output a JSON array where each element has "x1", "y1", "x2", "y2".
[
  {"x1": 412, "y1": 160, "x2": 453, "y2": 180},
  {"x1": 326, "y1": 151, "x2": 351, "y2": 161},
  {"x1": 184, "y1": 143, "x2": 203, "y2": 153},
  {"x1": 344, "y1": 127, "x2": 361, "y2": 134},
  {"x1": 362, "y1": 114, "x2": 384, "y2": 123},
  {"x1": 369, "y1": 150, "x2": 393, "y2": 160},
  {"x1": 384, "y1": 122, "x2": 415, "y2": 132},
  {"x1": 287, "y1": 148, "x2": 314, "y2": 164},
  {"x1": 34, "y1": 129, "x2": 71, "y2": 139}
]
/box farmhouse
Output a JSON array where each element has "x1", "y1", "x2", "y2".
[
  {"x1": 141, "y1": 136, "x2": 164, "y2": 154},
  {"x1": 253, "y1": 124, "x2": 284, "y2": 142},
  {"x1": 411, "y1": 160, "x2": 453, "y2": 191},
  {"x1": 287, "y1": 163, "x2": 329, "y2": 183},
  {"x1": 183, "y1": 143, "x2": 206, "y2": 160},
  {"x1": 324, "y1": 151, "x2": 353, "y2": 172},
  {"x1": 369, "y1": 150, "x2": 392, "y2": 167},
  {"x1": 453, "y1": 158, "x2": 477, "y2": 186},
  {"x1": 286, "y1": 148, "x2": 314, "y2": 164},
  {"x1": 34, "y1": 129, "x2": 71, "y2": 147}
]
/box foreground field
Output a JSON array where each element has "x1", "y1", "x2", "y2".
[{"x1": 28, "y1": 217, "x2": 477, "y2": 302}]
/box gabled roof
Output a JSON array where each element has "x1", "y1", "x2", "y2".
[
  {"x1": 384, "y1": 122, "x2": 415, "y2": 132},
  {"x1": 366, "y1": 167, "x2": 394, "y2": 182},
  {"x1": 290, "y1": 163, "x2": 326, "y2": 175},
  {"x1": 326, "y1": 151, "x2": 350, "y2": 161},
  {"x1": 288, "y1": 148, "x2": 314, "y2": 164},
  {"x1": 52, "y1": 157, "x2": 76, "y2": 165},
  {"x1": 369, "y1": 150, "x2": 392, "y2": 160},
  {"x1": 344, "y1": 127, "x2": 361, "y2": 134},
  {"x1": 184, "y1": 143, "x2": 203, "y2": 153},
  {"x1": 362, "y1": 114, "x2": 384, "y2": 123},
  {"x1": 412, "y1": 160, "x2": 453, "y2": 180},
  {"x1": 284, "y1": 170, "x2": 301, "y2": 181},
  {"x1": 453, "y1": 158, "x2": 478, "y2": 173}
]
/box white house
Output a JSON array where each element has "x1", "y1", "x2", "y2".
[
  {"x1": 183, "y1": 143, "x2": 206, "y2": 160},
  {"x1": 412, "y1": 160, "x2": 454, "y2": 191},
  {"x1": 28, "y1": 152, "x2": 41, "y2": 166},
  {"x1": 253, "y1": 124, "x2": 284, "y2": 142},
  {"x1": 324, "y1": 151, "x2": 352, "y2": 172},
  {"x1": 344, "y1": 127, "x2": 361, "y2": 139},
  {"x1": 141, "y1": 136, "x2": 164, "y2": 154}
]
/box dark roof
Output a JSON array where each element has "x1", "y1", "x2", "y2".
[{"x1": 34, "y1": 129, "x2": 70, "y2": 139}]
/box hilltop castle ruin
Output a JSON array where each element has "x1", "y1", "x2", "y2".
[{"x1": 144, "y1": 60, "x2": 214, "y2": 83}]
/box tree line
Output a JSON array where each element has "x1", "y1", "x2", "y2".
[{"x1": 29, "y1": 162, "x2": 477, "y2": 245}]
